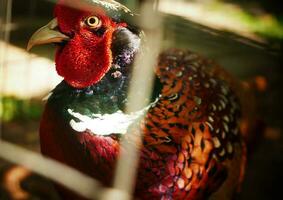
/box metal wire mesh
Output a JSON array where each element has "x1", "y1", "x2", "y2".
[{"x1": 1, "y1": 0, "x2": 13, "y2": 139}]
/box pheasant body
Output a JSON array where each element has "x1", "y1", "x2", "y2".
[
  {"x1": 29, "y1": 1, "x2": 247, "y2": 199},
  {"x1": 40, "y1": 48, "x2": 245, "y2": 200}
]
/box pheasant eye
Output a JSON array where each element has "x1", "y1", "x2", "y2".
[{"x1": 86, "y1": 16, "x2": 102, "y2": 28}]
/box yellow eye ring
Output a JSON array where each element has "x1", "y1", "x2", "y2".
[{"x1": 85, "y1": 16, "x2": 102, "y2": 28}]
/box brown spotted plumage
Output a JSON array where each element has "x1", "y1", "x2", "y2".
[{"x1": 135, "y1": 49, "x2": 247, "y2": 200}]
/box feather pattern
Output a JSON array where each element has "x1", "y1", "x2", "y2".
[
  {"x1": 41, "y1": 49, "x2": 246, "y2": 200},
  {"x1": 36, "y1": 1, "x2": 250, "y2": 199},
  {"x1": 85, "y1": 0, "x2": 133, "y2": 14}
]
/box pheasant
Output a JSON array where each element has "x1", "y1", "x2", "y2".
[{"x1": 26, "y1": 0, "x2": 255, "y2": 199}]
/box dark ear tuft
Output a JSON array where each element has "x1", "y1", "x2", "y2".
[
  {"x1": 112, "y1": 27, "x2": 140, "y2": 50},
  {"x1": 111, "y1": 27, "x2": 141, "y2": 66}
]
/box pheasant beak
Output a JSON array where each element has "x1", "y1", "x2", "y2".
[{"x1": 27, "y1": 18, "x2": 70, "y2": 51}]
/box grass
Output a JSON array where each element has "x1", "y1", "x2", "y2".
[
  {"x1": 0, "y1": 97, "x2": 43, "y2": 122},
  {"x1": 206, "y1": 1, "x2": 283, "y2": 42}
]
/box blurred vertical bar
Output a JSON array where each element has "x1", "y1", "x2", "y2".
[
  {"x1": 101, "y1": 0, "x2": 163, "y2": 199},
  {"x1": 153, "y1": 0, "x2": 159, "y2": 10},
  {"x1": 0, "y1": 0, "x2": 13, "y2": 139}
]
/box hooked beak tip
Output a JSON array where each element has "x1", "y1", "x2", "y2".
[{"x1": 27, "y1": 43, "x2": 33, "y2": 51}]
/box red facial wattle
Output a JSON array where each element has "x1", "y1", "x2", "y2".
[{"x1": 54, "y1": 3, "x2": 119, "y2": 88}]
